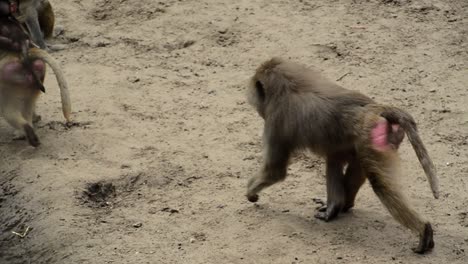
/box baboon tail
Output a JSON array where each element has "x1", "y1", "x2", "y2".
[
  {"x1": 28, "y1": 48, "x2": 71, "y2": 122},
  {"x1": 378, "y1": 105, "x2": 439, "y2": 199}
]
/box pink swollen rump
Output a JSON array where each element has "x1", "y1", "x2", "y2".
[
  {"x1": 371, "y1": 120, "x2": 390, "y2": 151},
  {"x1": 1, "y1": 59, "x2": 45, "y2": 85}
]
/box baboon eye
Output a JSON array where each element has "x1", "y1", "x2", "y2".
[{"x1": 255, "y1": 81, "x2": 265, "y2": 100}]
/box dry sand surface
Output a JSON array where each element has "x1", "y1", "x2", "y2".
[{"x1": 1, "y1": 0, "x2": 468, "y2": 263}]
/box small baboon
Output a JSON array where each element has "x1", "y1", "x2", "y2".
[
  {"x1": 245, "y1": 57, "x2": 438, "y2": 254},
  {"x1": 15, "y1": 0, "x2": 60, "y2": 51},
  {"x1": 0, "y1": 46, "x2": 71, "y2": 146}
]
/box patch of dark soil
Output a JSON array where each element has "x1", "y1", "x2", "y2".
[
  {"x1": 77, "y1": 160, "x2": 193, "y2": 211},
  {"x1": 0, "y1": 172, "x2": 20, "y2": 202},
  {"x1": 0, "y1": 170, "x2": 35, "y2": 264},
  {"x1": 380, "y1": 0, "x2": 411, "y2": 5},
  {"x1": 40, "y1": 121, "x2": 93, "y2": 131},
  {"x1": 80, "y1": 181, "x2": 116, "y2": 208}
]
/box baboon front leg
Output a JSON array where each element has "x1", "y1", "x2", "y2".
[
  {"x1": 315, "y1": 155, "x2": 346, "y2": 222},
  {"x1": 246, "y1": 143, "x2": 291, "y2": 203},
  {"x1": 343, "y1": 156, "x2": 366, "y2": 212},
  {"x1": 367, "y1": 169, "x2": 434, "y2": 254}
]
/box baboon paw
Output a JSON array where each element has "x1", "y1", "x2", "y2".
[
  {"x1": 412, "y1": 245, "x2": 433, "y2": 254},
  {"x1": 413, "y1": 223, "x2": 434, "y2": 254},
  {"x1": 314, "y1": 209, "x2": 339, "y2": 222},
  {"x1": 313, "y1": 198, "x2": 329, "y2": 212},
  {"x1": 314, "y1": 204, "x2": 341, "y2": 222},
  {"x1": 316, "y1": 205, "x2": 327, "y2": 212},
  {"x1": 27, "y1": 136, "x2": 40, "y2": 147},
  {"x1": 314, "y1": 211, "x2": 339, "y2": 222},
  {"x1": 247, "y1": 194, "x2": 259, "y2": 203},
  {"x1": 313, "y1": 198, "x2": 326, "y2": 207},
  {"x1": 314, "y1": 211, "x2": 331, "y2": 221},
  {"x1": 24, "y1": 125, "x2": 40, "y2": 147}
]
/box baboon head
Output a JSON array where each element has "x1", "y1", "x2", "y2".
[{"x1": 248, "y1": 57, "x2": 300, "y2": 119}]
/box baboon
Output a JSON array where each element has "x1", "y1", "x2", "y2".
[
  {"x1": 15, "y1": 0, "x2": 60, "y2": 51},
  {"x1": 245, "y1": 57, "x2": 439, "y2": 254},
  {"x1": 0, "y1": 46, "x2": 71, "y2": 146},
  {"x1": 0, "y1": 0, "x2": 45, "y2": 91}
]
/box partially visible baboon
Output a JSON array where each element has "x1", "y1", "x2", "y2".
[
  {"x1": 245, "y1": 57, "x2": 439, "y2": 254},
  {"x1": 0, "y1": 0, "x2": 45, "y2": 91},
  {"x1": 0, "y1": 47, "x2": 71, "y2": 146},
  {"x1": 15, "y1": 0, "x2": 62, "y2": 51}
]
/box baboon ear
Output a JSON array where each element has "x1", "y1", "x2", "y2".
[{"x1": 255, "y1": 80, "x2": 265, "y2": 101}]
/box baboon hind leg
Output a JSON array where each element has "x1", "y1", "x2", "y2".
[
  {"x1": 315, "y1": 154, "x2": 346, "y2": 222},
  {"x1": 4, "y1": 95, "x2": 41, "y2": 147},
  {"x1": 343, "y1": 156, "x2": 367, "y2": 212},
  {"x1": 4, "y1": 110, "x2": 40, "y2": 147},
  {"x1": 366, "y1": 160, "x2": 434, "y2": 254}
]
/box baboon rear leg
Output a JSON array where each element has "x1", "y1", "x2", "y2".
[
  {"x1": 246, "y1": 144, "x2": 291, "y2": 203},
  {"x1": 315, "y1": 155, "x2": 346, "y2": 222},
  {"x1": 4, "y1": 113, "x2": 40, "y2": 147},
  {"x1": 366, "y1": 158, "x2": 434, "y2": 254},
  {"x1": 4, "y1": 97, "x2": 40, "y2": 147},
  {"x1": 342, "y1": 157, "x2": 366, "y2": 212},
  {"x1": 23, "y1": 98, "x2": 40, "y2": 147},
  {"x1": 23, "y1": 123, "x2": 39, "y2": 147}
]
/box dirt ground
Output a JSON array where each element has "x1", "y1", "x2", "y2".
[{"x1": 1, "y1": 0, "x2": 467, "y2": 263}]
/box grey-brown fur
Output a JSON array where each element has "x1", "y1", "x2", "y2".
[
  {"x1": 0, "y1": 48, "x2": 71, "y2": 146},
  {"x1": 16, "y1": 0, "x2": 60, "y2": 51},
  {"x1": 245, "y1": 57, "x2": 438, "y2": 253}
]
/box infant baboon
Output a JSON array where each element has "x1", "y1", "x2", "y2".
[{"x1": 246, "y1": 57, "x2": 438, "y2": 254}]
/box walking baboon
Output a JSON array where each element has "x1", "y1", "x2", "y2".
[
  {"x1": 0, "y1": 0, "x2": 45, "y2": 91},
  {"x1": 0, "y1": 47, "x2": 71, "y2": 146},
  {"x1": 245, "y1": 57, "x2": 438, "y2": 254}
]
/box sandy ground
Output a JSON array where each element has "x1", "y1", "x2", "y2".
[{"x1": 0, "y1": 0, "x2": 467, "y2": 263}]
